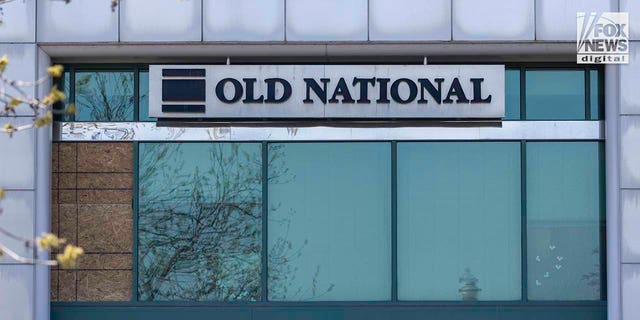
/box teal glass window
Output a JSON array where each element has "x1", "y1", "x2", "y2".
[
  {"x1": 505, "y1": 69, "x2": 521, "y2": 120},
  {"x1": 74, "y1": 71, "x2": 135, "y2": 121},
  {"x1": 590, "y1": 69, "x2": 601, "y2": 120},
  {"x1": 138, "y1": 71, "x2": 154, "y2": 121},
  {"x1": 267, "y1": 143, "x2": 391, "y2": 301},
  {"x1": 138, "y1": 143, "x2": 263, "y2": 301},
  {"x1": 525, "y1": 70, "x2": 585, "y2": 120},
  {"x1": 526, "y1": 142, "x2": 602, "y2": 300},
  {"x1": 397, "y1": 142, "x2": 522, "y2": 301},
  {"x1": 60, "y1": 71, "x2": 72, "y2": 121}
]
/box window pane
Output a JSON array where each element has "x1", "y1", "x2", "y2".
[
  {"x1": 526, "y1": 142, "x2": 601, "y2": 300},
  {"x1": 397, "y1": 142, "x2": 521, "y2": 301},
  {"x1": 590, "y1": 69, "x2": 601, "y2": 120},
  {"x1": 505, "y1": 69, "x2": 521, "y2": 120},
  {"x1": 268, "y1": 143, "x2": 391, "y2": 301},
  {"x1": 75, "y1": 71, "x2": 134, "y2": 121},
  {"x1": 138, "y1": 71, "x2": 154, "y2": 121},
  {"x1": 59, "y1": 71, "x2": 72, "y2": 121},
  {"x1": 525, "y1": 70, "x2": 585, "y2": 120},
  {"x1": 138, "y1": 143, "x2": 262, "y2": 301}
]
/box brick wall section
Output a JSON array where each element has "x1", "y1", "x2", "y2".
[{"x1": 51, "y1": 142, "x2": 134, "y2": 301}]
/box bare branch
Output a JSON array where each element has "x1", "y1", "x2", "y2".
[{"x1": 0, "y1": 243, "x2": 57, "y2": 266}]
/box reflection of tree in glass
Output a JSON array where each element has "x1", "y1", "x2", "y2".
[
  {"x1": 268, "y1": 209, "x2": 335, "y2": 300},
  {"x1": 581, "y1": 248, "x2": 600, "y2": 296},
  {"x1": 139, "y1": 143, "x2": 263, "y2": 301},
  {"x1": 74, "y1": 72, "x2": 134, "y2": 121},
  {"x1": 267, "y1": 145, "x2": 335, "y2": 301},
  {"x1": 139, "y1": 143, "x2": 333, "y2": 301}
]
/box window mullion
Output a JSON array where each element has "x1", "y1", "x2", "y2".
[
  {"x1": 391, "y1": 141, "x2": 398, "y2": 302},
  {"x1": 521, "y1": 141, "x2": 528, "y2": 303},
  {"x1": 262, "y1": 142, "x2": 269, "y2": 302}
]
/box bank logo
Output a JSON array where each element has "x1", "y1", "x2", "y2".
[{"x1": 577, "y1": 12, "x2": 629, "y2": 64}]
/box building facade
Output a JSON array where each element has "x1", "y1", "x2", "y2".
[{"x1": 0, "y1": 0, "x2": 638, "y2": 319}]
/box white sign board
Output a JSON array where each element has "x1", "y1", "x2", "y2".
[{"x1": 149, "y1": 65, "x2": 505, "y2": 119}]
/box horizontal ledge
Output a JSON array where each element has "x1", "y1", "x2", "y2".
[
  {"x1": 51, "y1": 301, "x2": 607, "y2": 308},
  {"x1": 54, "y1": 121, "x2": 604, "y2": 142},
  {"x1": 40, "y1": 42, "x2": 577, "y2": 62}
]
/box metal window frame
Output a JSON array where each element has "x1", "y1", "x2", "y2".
[
  {"x1": 51, "y1": 140, "x2": 607, "y2": 319},
  {"x1": 120, "y1": 140, "x2": 607, "y2": 304},
  {"x1": 59, "y1": 64, "x2": 148, "y2": 122},
  {"x1": 51, "y1": 61, "x2": 608, "y2": 319}
]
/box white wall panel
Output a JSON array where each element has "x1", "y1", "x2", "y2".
[
  {"x1": 369, "y1": 0, "x2": 450, "y2": 41},
  {"x1": 0, "y1": 117, "x2": 35, "y2": 189},
  {"x1": 0, "y1": 0, "x2": 35, "y2": 42},
  {"x1": 203, "y1": 0, "x2": 284, "y2": 41},
  {"x1": 621, "y1": 43, "x2": 640, "y2": 114},
  {"x1": 621, "y1": 116, "x2": 640, "y2": 189},
  {"x1": 623, "y1": 190, "x2": 640, "y2": 264},
  {"x1": 36, "y1": 47, "x2": 52, "y2": 100},
  {"x1": 620, "y1": 190, "x2": 640, "y2": 263},
  {"x1": 37, "y1": 0, "x2": 117, "y2": 42},
  {"x1": 0, "y1": 44, "x2": 36, "y2": 115},
  {"x1": 621, "y1": 0, "x2": 640, "y2": 40},
  {"x1": 120, "y1": 0, "x2": 202, "y2": 42},
  {"x1": 0, "y1": 265, "x2": 34, "y2": 320},
  {"x1": 536, "y1": 0, "x2": 615, "y2": 40},
  {"x1": 453, "y1": 0, "x2": 534, "y2": 41},
  {"x1": 0, "y1": 191, "x2": 34, "y2": 263},
  {"x1": 286, "y1": 0, "x2": 367, "y2": 41},
  {"x1": 623, "y1": 264, "x2": 640, "y2": 320}
]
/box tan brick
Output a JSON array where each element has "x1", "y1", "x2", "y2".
[
  {"x1": 77, "y1": 143, "x2": 133, "y2": 173},
  {"x1": 59, "y1": 204, "x2": 77, "y2": 245},
  {"x1": 50, "y1": 270, "x2": 59, "y2": 301},
  {"x1": 77, "y1": 189, "x2": 132, "y2": 204},
  {"x1": 58, "y1": 271, "x2": 77, "y2": 301},
  {"x1": 51, "y1": 205, "x2": 59, "y2": 254},
  {"x1": 78, "y1": 204, "x2": 132, "y2": 253},
  {"x1": 59, "y1": 190, "x2": 76, "y2": 204},
  {"x1": 77, "y1": 270, "x2": 132, "y2": 301},
  {"x1": 52, "y1": 143, "x2": 59, "y2": 173},
  {"x1": 79, "y1": 254, "x2": 132, "y2": 270},
  {"x1": 51, "y1": 204, "x2": 59, "y2": 235},
  {"x1": 77, "y1": 173, "x2": 133, "y2": 189},
  {"x1": 59, "y1": 143, "x2": 77, "y2": 172},
  {"x1": 51, "y1": 191, "x2": 58, "y2": 209},
  {"x1": 59, "y1": 173, "x2": 76, "y2": 189},
  {"x1": 52, "y1": 173, "x2": 59, "y2": 190}
]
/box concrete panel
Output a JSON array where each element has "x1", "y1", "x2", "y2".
[
  {"x1": 0, "y1": 265, "x2": 34, "y2": 320},
  {"x1": 536, "y1": 0, "x2": 615, "y2": 40},
  {"x1": 453, "y1": 0, "x2": 534, "y2": 41},
  {"x1": 621, "y1": 43, "x2": 640, "y2": 115},
  {"x1": 369, "y1": 0, "x2": 450, "y2": 41},
  {"x1": 0, "y1": 0, "x2": 35, "y2": 42},
  {"x1": 621, "y1": 0, "x2": 640, "y2": 40},
  {"x1": 0, "y1": 117, "x2": 35, "y2": 189},
  {"x1": 286, "y1": 0, "x2": 367, "y2": 41},
  {"x1": 34, "y1": 48, "x2": 52, "y2": 319},
  {"x1": 0, "y1": 44, "x2": 36, "y2": 115},
  {"x1": 120, "y1": 0, "x2": 202, "y2": 42},
  {"x1": 203, "y1": 0, "x2": 284, "y2": 41},
  {"x1": 0, "y1": 191, "x2": 35, "y2": 263},
  {"x1": 623, "y1": 264, "x2": 640, "y2": 320},
  {"x1": 623, "y1": 190, "x2": 640, "y2": 263},
  {"x1": 36, "y1": 47, "x2": 52, "y2": 100},
  {"x1": 621, "y1": 116, "x2": 640, "y2": 188},
  {"x1": 36, "y1": 0, "x2": 117, "y2": 42}
]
